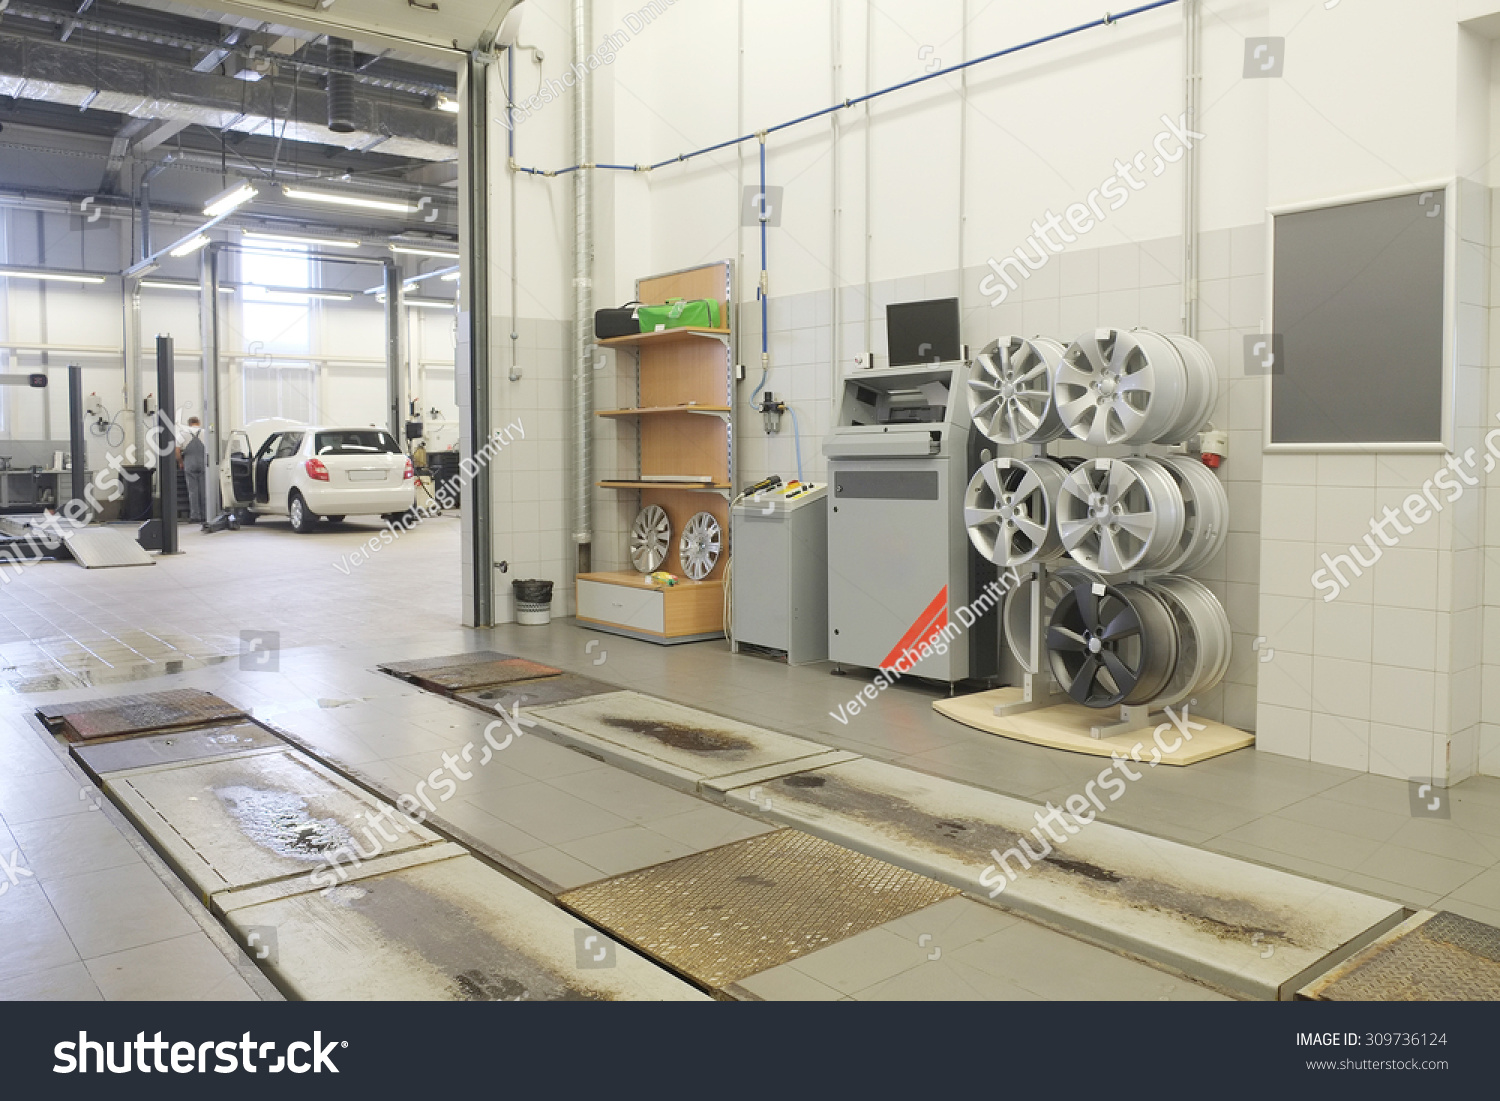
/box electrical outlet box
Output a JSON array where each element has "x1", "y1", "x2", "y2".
[{"x1": 1199, "y1": 429, "x2": 1228, "y2": 455}]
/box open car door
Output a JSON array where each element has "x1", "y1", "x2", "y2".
[{"x1": 221, "y1": 430, "x2": 255, "y2": 507}]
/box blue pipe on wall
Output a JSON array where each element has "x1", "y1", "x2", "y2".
[{"x1": 510, "y1": 0, "x2": 1179, "y2": 177}]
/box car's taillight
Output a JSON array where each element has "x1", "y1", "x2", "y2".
[
  {"x1": 305, "y1": 458, "x2": 330, "y2": 482},
  {"x1": 403, "y1": 458, "x2": 415, "y2": 480}
]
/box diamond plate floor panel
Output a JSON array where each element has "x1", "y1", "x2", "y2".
[
  {"x1": 44, "y1": 689, "x2": 246, "y2": 741},
  {"x1": 1300, "y1": 911, "x2": 1500, "y2": 1001},
  {"x1": 560, "y1": 829, "x2": 957, "y2": 989}
]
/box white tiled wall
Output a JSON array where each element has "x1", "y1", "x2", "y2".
[{"x1": 1257, "y1": 180, "x2": 1491, "y2": 785}]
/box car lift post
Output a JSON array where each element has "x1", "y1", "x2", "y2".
[
  {"x1": 155, "y1": 335, "x2": 180, "y2": 556},
  {"x1": 67, "y1": 364, "x2": 86, "y2": 514}
]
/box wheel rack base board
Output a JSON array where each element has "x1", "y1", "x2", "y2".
[
  {"x1": 934, "y1": 687, "x2": 1253, "y2": 766},
  {"x1": 576, "y1": 570, "x2": 725, "y2": 642}
]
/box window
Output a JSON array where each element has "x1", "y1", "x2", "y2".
[
  {"x1": 315, "y1": 430, "x2": 400, "y2": 456},
  {"x1": 238, "y1": 244, "x2": 315, "y2": 422}
]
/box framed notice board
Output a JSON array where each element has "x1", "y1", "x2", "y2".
[{"x1": 1268, "y1": 185, "x2": 1450, "y2": 451}]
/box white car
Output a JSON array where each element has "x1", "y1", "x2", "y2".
[{"x1": 221, "y1": 425, "x2": 415, "y2": 533}]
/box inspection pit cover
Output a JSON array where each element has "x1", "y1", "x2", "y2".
[
  {"x1": 457, "y1": 674, "x2": 620, "y2": 714},
  {"x1": 380, "y1": 651, "x2": 561, "y2": 692},
  {"x1": 73, "y1": 722, "x2": 283, "y2": 777},
  {"x1": 106, "y1": 749, "x2": 443, "y2": 899},
  {"x1": 45, "y1": 689, "x2": 246, "y2": 742},
  {"x1": 560, "y1": 829, "x2": 956, "y2": 989},
  {"x1": 1300, "y1": 911, "x2": 1500, "y2": 1001}
]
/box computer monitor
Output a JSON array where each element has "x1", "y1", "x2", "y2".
[{"x1": 886, "y1": 297, "x2": 961, "y2": 367}]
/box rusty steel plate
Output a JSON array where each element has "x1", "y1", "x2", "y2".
[
  {"x1": 47, "y1": 689, "x2": 246, "y2": 742},
  {"x1": 456, "y1": 674, "x2": 621, "y2": 714},
  {"x1": 378, "y1": 650, "x2": 518, "y2": 676},
  {"x1": 379, "y1": 651, "x2": 561, "y2": 692},
  {"x1": 1300, "y1": 911, "x2": 1500, "y2": 1001},
  {"x1": 560, "y1": 829, "x2": 956, "y2": 989}
]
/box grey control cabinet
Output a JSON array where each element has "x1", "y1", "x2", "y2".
[{"x1": 729, "y1": 484, "x2": 828, "y2": 665}]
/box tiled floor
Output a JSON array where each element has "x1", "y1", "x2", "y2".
[{"x1": 4, "y1": 514, "x2": 1500, "y2": 1000}]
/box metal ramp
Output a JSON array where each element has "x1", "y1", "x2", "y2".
[{"x1": 58, "y1": 525, "x2": 154, "y2": 568}]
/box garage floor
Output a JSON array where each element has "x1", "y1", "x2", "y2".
[{"x1": 3, "y1": 515, "x2": 1500, "y2": 1000}]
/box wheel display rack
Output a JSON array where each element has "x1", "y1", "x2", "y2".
[{"x1": 964, "y1": 327, "x2": 1234, "y2": 739}]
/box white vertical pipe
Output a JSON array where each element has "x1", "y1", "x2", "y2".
[
  {"x1": 1182, "y1": 0, "x2": 1201, "y2": 338},
  {"x1": 571, "y1": 0, "x2": 595, "y2": 559}
]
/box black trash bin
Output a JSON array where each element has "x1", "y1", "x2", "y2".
[
  {"x1": 512, "y1": 579, "x2": 554, "y2": 625},
  {"x1": 120, "y1": 466, "x2": 154, "y2": 522}
]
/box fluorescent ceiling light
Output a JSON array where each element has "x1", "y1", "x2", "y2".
[
  {"x1": 0, "y1": 268, "x2": 105, "y2": 284},
  {"x1": 434, "y1": 96, "x2": 460, "y2": 114},
  {"x1": 141, "y1": 280, "x2": 234, "y2": 294},
  {"x1": 281, "y1": 185, "x2": 411, "y2": 214},
  {"x1": 169, "y1": 235, "x2": 211, "y2": 258},
  {"x1": 247, "y1": 286, "x2": 353, "y2": 302},
  {"x1": 389, "y1": 243, "x2": 458, "y2": 259},
  {"x1": 379, "y1": 294, "x2": 454, "y2": 309},
  {"x1": 243, "y1": 229, "x2": 363, "y2": 250},
  {"x1": 440, "y1": 271, "x2": 459, "y2": 282},
  {"x1": 203, "y1": 181, "x2": 259, "y2": 218}
]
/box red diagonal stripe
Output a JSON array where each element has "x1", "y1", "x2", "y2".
[{"x1": 880, "y1": 586, "x2": 948, "y2": 671}]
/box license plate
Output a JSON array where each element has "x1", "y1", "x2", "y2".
[{"x1": 348, "y1": 469, "x2": 387, "y2": 482}]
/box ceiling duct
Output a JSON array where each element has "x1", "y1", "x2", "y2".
[
  {"x1": 325, "y1": 37, "x2": 355, "y2": 134},
  {"x1": 0, "y1": 34, "x2": 456, "y2": 162}
]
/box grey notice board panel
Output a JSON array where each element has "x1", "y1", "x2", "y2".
[{"x1": 1270, "y1": 189, "x2": 1446, "y2": 446}]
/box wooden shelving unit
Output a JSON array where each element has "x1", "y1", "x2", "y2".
[{"x1": 578, "y1": 260, "x2": 735, "y2": 645}]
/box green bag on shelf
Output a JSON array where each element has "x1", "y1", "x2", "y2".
[{"x1": 635, "y1": 298, "x2": 720, "y2": 333}]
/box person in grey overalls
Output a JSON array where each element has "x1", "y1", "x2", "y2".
[{"x1": 178, "y1": 416, "x2": 207, "y2": 524}]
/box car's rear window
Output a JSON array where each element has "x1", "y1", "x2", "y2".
[{"x1": 315, "y1": 430, "x2": 400, "y2": 456}]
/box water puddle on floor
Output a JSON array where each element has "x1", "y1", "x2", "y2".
[{"x1": 0, "y1": 631, "x2": 240, "y2": 693}]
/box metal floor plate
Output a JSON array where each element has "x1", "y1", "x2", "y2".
[
  {"x1": 106, "y1": 748, "x2": 444, "y2": 898},
  {"x1": 527, "y1": 691, "x2": 857, "y2": 793},
  {"x1": 73, "y1": 722, "x2": 284, "y2": 777},
  {"x1": 45, "y1": 689, "x2": 247, "y2": 741},
  {"x1": 220, "y1": 849, "x2": 709, "y2": 1001},
  {"x1": 560, "y1": 829, "x2": 957, "y2": 989},
  {"x1": 456, "y1": 674, "x2": 622, "y2": 714},
  {"x1": 379, "y1": 650, "x2": 518, "y2": 675},
  {"x1": 380, "y1": 651, "x2": 562, "y2": 691},
  {"x1": 1300, "y1": 911, "x2": 1500, "y2": 1001}
]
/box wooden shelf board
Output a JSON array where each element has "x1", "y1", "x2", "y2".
[
  {"x1": 596, "y1": 405, "x2": 730, "y2": 418},
  {"x1": 598, "y1": 480, "x2": 730, "y2": 491},
  {"x1": 599, "y1": 327, "x2": 731, "y2": 348},
  {"x1": 577, "y1": 570, "x2": 724, "y2": 592}
]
